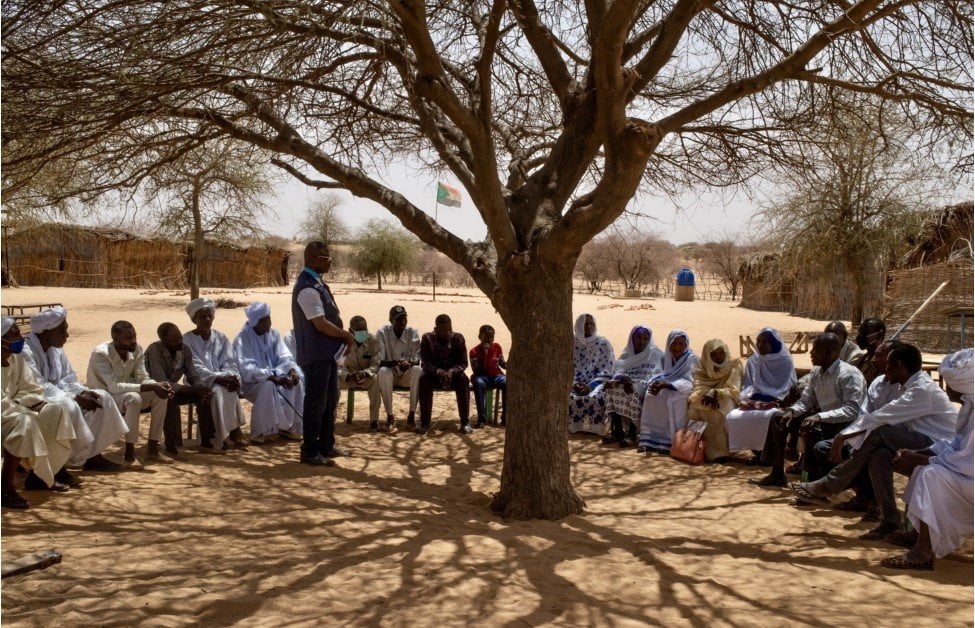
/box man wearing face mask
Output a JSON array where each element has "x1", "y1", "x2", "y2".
[
  {"x1": 338, "y1": 316, "x2": 383, "y2": 432},
  {"x1": 2, "y1": 316, "x2": 77, "y2": 508},
  {"x1": 849, "y1": 318, "x2": 887, "y2": 384},
  {"x1": 87, "y1": 320, "x2": 174, "y2": 467},
  {"x1": 234, "y1": 302, "x2": 304, "y2": 444},
  {"x1": 375, "y1": 305, "x2": 422, "y2": 433}
]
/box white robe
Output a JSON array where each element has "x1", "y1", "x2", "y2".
[
  {"x1": 2, "y1": 353, "x2": 75, "y2": 486},
  {"x1": 905, "y1": 398, "x2": 974, "y2": 558},
  {"x1": 23, "y1": 334, "x2": 128, "y2": 465},
  {"x1": 234, "y1": 327, "x2": 303, "y2": 436},
  {"x1": 183, "y1": 330, "x2": 245, "y2": 448}
]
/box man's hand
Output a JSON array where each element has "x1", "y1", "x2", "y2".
[
  {"x1": 75, "y1": 391, "x2": 103, "y2": 412},
  {"x1": 773, "y1": 409, "x2": 794, "y2": 429},
  {"x1": 829, "y1": 434, "x2": 848, "y2": 465},
  {"x1": 397, "y1": 359, "x2": 412, "y2": 372},
  {"x1": 497, "y1": 357, "x2": 507, "y2": 369},
  {"x1": 801, "y1": 415, "x2": 820, "y2": 431},
  {"x1": 892, "y1": 450, "x2": 931, "y2": 476},
  {"x1": 152, "y1": 381, "x2": 175, "y2": 399},
  {"x1": 437, "y1": 369, "x2": 451, "y2": 388},
  {"x1": 215, "y1": 375, "x2": 240, "y2": 392}
]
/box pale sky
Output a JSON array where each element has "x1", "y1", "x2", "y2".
[{"x1": 268, "y1": 166, "x2": 764, "y2": 245}]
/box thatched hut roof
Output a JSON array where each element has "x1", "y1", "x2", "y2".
[{"x1": 901, "y1": 201, "x2": 973, "y2": 268}]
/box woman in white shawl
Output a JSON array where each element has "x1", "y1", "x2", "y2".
[
  {"x1": 602, "y1": 325, "x2": 662, "y2": 447},
  {"x1": 725, "y1": 328, "x2": 797, "y2": 455},
  {"x1": 638, "y1": 330, "x2": 698, "y2": 452},
  {"x1": 568, "y1": 314, "x2": 616, "y2": 435}
]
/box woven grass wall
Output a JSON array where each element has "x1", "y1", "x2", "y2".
[{"x1": 884, "y1": 259, "x2": 974, "y2": 353}]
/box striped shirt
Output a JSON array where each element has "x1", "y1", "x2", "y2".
[{"x1": 789, "y1": 358, "x2": 866, "y2": 424}]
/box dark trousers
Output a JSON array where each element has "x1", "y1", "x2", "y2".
[
  {"x1": 800, "y1": 421, "x2": 851, "y2": 481},
  {"x1": 167, "y1": 390, "x2": 213, "y2": 449},
  {"x1": 302, "y1": 360, "x2": 339, "y2": 458},
  {"x1": 813, "y1": 438, "x2": 875, "y2": 502},
  {"x1": 822, "y1": 424, "x2": 933, "y2": 528},
  {"x1": 419, "y1": 370, "x2": 470, "y2": 426},
  {"x1": 472, "y1": 374, "x2": 506, "y2": 423},
  {"x1": 762, "y1": 413, "x2": 805, "y2": 474}
]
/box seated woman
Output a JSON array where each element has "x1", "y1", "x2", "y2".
[
  {"x1": 725, "y1": 327, "x2": 797, "y2": 455},
  {"x1": 568, "y1": 313, "x2": 616, "y2": 435},
  {"x1": 686, "y1": 339, "x2": 742, "y2": 461},
  {"x1": 638, "y1": 330, "x2": 698, "y2": 453},
  {"x1": 602, "y1": 326, "x2": 662, "y2": 448}
]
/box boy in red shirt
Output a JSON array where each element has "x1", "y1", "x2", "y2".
[{"x1": 469, "y1": 325, "x2": 507, "y2": 427}]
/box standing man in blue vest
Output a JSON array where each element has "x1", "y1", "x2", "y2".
[{"x1": 292, "y1": 241, "x2": 355, "y2": 467}]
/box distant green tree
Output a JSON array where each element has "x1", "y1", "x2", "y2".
[{"x1": 350, "y1": 220, "x2": 419, "y2": 290}]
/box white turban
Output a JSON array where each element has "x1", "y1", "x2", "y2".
[
  {"x1": 185, "y1": 297, "x2": 216, "y2": 320},
  {"x1": 1, "y1": 316, "x2": 15, "y2": 336},
  {"x1": 244, "y1": 302, "x2": 271, "y2": 328},
  {"x1": 30, "y1": 306, "x2": 67, "y2": 334},
  {"x1": 940, "y1": 348, "x2": 974, "y2": 395}
]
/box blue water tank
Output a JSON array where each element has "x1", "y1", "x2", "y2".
[{"x1": 676, "y1": 267, "x2": 695, "y2": 287}]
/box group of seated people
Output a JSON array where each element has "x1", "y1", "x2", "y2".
[
  {"x1": 569, "y1": 312, "x2": 972, "y2": 569},
  {"x1": 0, "y1": 301, "x2": 509, "y2": 509}
]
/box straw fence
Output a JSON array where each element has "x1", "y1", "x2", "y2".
[
  {"x1": 5, "y1": 224, "x2": 289, "y2": 289},
  {"x1": 884, "y1": 258, "x2": 973, "y2": 353}
]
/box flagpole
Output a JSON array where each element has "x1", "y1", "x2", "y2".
[{"x1": 434, "y1": 185, "x2": 439, "y2": 223}]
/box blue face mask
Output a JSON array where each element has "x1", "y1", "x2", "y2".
[
  {"x1": 5, "y1": 338, "x2": 25, "y2": 354},
  {"x1": 354, "y1": 330, "x2": 369, "y2": 344}
]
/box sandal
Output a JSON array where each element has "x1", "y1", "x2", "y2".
[
  {"x1": 880, "y1": 555, "x2": 934, "y2": 570},
  {"x1": 791, "y1": 482, "x2": 830, "y2": 505},
  {"x1": 1, "y1": 490, "x2": 30, "y2": 509}
]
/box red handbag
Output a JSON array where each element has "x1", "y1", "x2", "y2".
[{"x1": 671, "y1": 420, "x2": 707, "y2": 464}]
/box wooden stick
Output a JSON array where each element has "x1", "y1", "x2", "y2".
[
  {"x1": 889, "y1": 280, "x2": 950, "y2": 341},
  {"x1": 1, "y1": 549, "x2": 62, "y2": 579}
]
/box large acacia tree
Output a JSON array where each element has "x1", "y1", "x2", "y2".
[{"x1": 3, "y1": 0, "x2": 971, "y2": 519}]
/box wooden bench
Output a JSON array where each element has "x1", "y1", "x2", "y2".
[
  {"x1": 345, "y1": 384, "x2": 503, "y2": 425},
  {"x1": 739, "y1": 331, "x2": 816, "y2": 358},
  {"x1": 2, "y1": 303, "x2": 65, "y2": 332}
]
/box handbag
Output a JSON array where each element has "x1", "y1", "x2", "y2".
[{"x1": 671, "y1": 420, "x2": 707, "y2": 464}]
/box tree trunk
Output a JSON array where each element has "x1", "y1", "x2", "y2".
[
  {"x1": 490, "y1": 257, "x2": 585, "y2": 520},
  {"x1": 377, "y1": 272, "x2": 382, "y2": 291},
  {"x1": 191, "y1": 182, "x2": 203, "y2": 300}
]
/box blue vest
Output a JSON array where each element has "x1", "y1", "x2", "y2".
[{"x1": 291, "y1": 269, "x2": 344, "y2": 367}]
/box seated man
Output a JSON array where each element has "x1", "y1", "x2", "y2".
[
  {"x1": 338, "y1": 315, "x2": 382, "y2": 432},
  {"x1": 882, "y1": 348, "x2": 973, "y2": 570},
  {"x1": 848, "y1": 318, "x2": 887, "y2": 384},
  {"x1": 144, "y1": 322, "x2": 215, "y2": 456},
  {"x1": 87, "y1": 321, "x2": 174, "y2": 466},
  {"x1": 183, "y1": 298, "x2": 248, "y2": 451},
  {"x1": 418, "y1": 314, "x2": 470, "y2": 435},
  {"x1": 792, "y1": 343, "x2": 957, "y2": 540},
  {"x1": 826, "y1": 321, "x2": 865, "y2": 363},
  {"x1": 234, "y1": 302, "x2": 304, "y2": 444},
  {"x1": 469, "y1": 324, "x2": 507, "y2": 428},
  {"x1": 2, "y1": 316, "x2": 76, "y2": 507},
  {"x1": 23, "y1": 306, "x2": 128, "y2": 474},
  {"x1": 375, "y1": 305, "x2": 422, "y2": 430},
  {"x1": 749, "y1": 333, "x2": 865, "y2": 488}
]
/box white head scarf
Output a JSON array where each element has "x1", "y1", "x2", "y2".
[
  {"x1": 573, "y1": 313, "x2": 602, "y2": 346},
  {"x1": 1, "y1": 316, "x2": 15, "y2": 336},
  {"x1": 29, "y1": 306, "x2": 67, "y2": 334},
  {"x1": 244, "y1": 302, "x2": 271, "y2": 328},
  {"x1": 614, "y1": 325, "x2": 662, "y2": 373},
  {"x1": 940, "y1": 348, "x2": 974, "y2": 395},
  {"x1": 185, "y1": 298, "x2": 216, "y2": 320},
  {"x1": 651, "y1": 330, "x2": 697, "y2": 383},
  {"x1": 744, "y1": 327, "x2": 796, "y2": 400}
]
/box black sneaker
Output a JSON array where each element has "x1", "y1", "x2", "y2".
[
  {"x1": 369, "y1": 421, "x2": 380, "y2": 433},
  {"x1": 300, "y1": 454, "x2": 335, "y2": 467}
]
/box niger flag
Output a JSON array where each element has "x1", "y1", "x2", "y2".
[{"x1": 436, "y1": 182, "x2": 462, "y2": 207}]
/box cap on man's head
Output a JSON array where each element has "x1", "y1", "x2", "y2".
[{"x1": 389, "y1": 305, "x2": 407, "y2": 322}]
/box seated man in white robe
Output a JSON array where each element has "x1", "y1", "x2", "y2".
[
  {"x1": 339, "y1": 315, "x2": 383, "y2": 432},
  {"x1": 23, "y1": 306, "x2": 128, "y2": 474},
  {"x1": 234, "y1": 302, "x2": 303, "y2": 444},
  {"x1": 2, "y1": 316, "x2": 76, "y2": 508},
  {"x1": 881, "y1": 348, "x2": 974, "y2": 570},
  {"x1": 183, "y1": 298, "x2": 248, "y2": 451},
  {"x1": 87, "y1": 320, "x2": 174, "y2": 466},
  {"x1": 375, "y1": 305, "x2": 422, "y2": 430}
]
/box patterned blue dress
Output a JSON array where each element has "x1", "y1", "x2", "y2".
[{"x1": 568, "y1": 336, "x2": 615, "y2": 435}]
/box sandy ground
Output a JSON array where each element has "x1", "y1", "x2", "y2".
[{"x1": 0, "y1": 284, "x2": 971, "y2": 626}]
